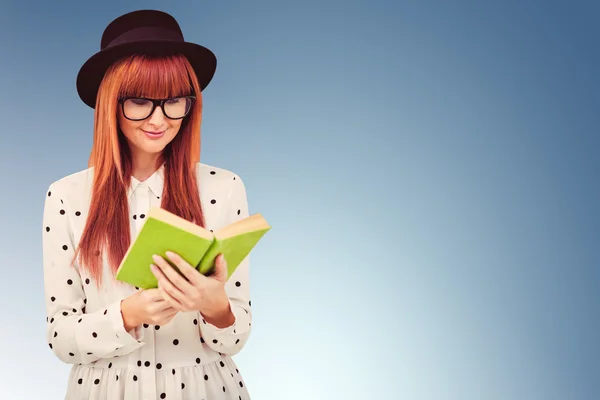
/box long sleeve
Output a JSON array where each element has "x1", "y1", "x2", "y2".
[
  {"x1": 199, "y1": 174, "x2": 253, "y2": 356},
  {"x1": 42, "y1": 182, "x2": 145, "y2": 365}
]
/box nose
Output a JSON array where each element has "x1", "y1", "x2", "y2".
[{"x1": 147, "y1": 104, "x2": 167, "y2": 125}]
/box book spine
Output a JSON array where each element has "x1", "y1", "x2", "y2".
[{"x1": 197, "y1": 239, "x2": 220, "y2": 274}]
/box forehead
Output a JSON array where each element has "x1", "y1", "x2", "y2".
[{"x1": 118, "y1": 57, "x2": 193, "y2": 99}]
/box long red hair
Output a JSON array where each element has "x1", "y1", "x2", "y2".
[{"x1": 74, "y1": 54, "x2": 206, "y2": 287}]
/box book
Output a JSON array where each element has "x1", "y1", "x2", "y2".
[{"x1": 115, "y1": 206, "x2": 271, "y2": 289}]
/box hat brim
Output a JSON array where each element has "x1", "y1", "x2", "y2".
[{"x1": 76, "y1": 40, "x2": 217, "y2": 108}]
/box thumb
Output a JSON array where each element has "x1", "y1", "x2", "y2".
[{"x1": 211, "y1": 254, "x2": 228, "y2": 282}]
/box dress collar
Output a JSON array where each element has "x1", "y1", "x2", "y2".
[{"x1": 128, "y1": 163, "x2": 165, "y2": 199}]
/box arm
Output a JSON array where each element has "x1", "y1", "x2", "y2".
[
  {"x1": 43, "y1": 182, "x2": 145, "y2": 365},
  {"x1": 199, "y1": 175, "x2": 253, "y2": 356}
]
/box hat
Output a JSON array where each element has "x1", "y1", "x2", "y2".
[{"x1": 76, "y1": 9, "x2": 217, "y2": 109}]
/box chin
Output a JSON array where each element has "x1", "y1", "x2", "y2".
[
  {"x1": 130, "y1": 137, "x2": 167, "y2": 154},
  {"x1": 137, "y1": 132, "x2": 176, "y2": 152},
  {"x1": 139, "y1": 141, "x2": 169, "y2": 154}
]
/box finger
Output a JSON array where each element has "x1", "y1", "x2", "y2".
[
  {"x1": 151, "y1": 262, "x2": 188, "y2": 302},
  {"x1": 153, "y1": 311, "x2": 177, "y2": 326},
  {"x1": 211, "y1": 254, "x2": 229, "y2": 282},
  {"x1": 142, "y1": 288, "x2": 179, "y2": 312},
  {"x1": 152, "y1": 255, "x2": 196, "y2": 294},
  {"x1": 165, "y1": 306, "x2": 179, "y2": 317},
  {"x1": 157, "y1": 284, "x2": 186, "y2": 312},
  {"x1": 141, "y1": 288, "x2": 168, "y2": 302},
  {"x1": 164, "y1": 251, "x2": 205, "y2": 287},
  {"x1": 158, "y1": 305, "x2": 178, "y2": 319},
  {"x1": 156, "y1": 309, "x2": 178, "y2": 326},
  {"x1": 151, "y1": 297, "x2": 177, "y2": 312}
]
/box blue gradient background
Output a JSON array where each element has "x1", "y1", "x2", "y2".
[{"x1": 0, "y1": 1, "x2": 598, "y2": 399}]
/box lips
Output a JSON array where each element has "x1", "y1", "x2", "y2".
[{"x1": 142, "y1": 130, "x2": 166, "y2": 139}]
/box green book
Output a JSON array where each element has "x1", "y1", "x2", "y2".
[{"x1": 115, "y1": 206, "x2": 271, "y2": 289}]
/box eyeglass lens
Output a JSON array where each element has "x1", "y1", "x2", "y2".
[{"x1": 123, "y1": 97, "x2": 193, "y2": 120}]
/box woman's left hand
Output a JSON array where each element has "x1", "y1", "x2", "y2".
[{"x1": 150, "y1": 251, "x2": 232, "y2": 321}]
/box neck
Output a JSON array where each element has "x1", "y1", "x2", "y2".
[{"x1": 130, "y1": 151, "x2": 163, "y2": 182}]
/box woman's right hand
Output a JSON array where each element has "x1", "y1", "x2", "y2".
[{"x1": 120, "y1": 289, "x2": 179, "y2": 331}]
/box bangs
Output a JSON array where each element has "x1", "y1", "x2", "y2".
[{"x1": 117, "y1": 54, "x2": 194, "y2": 99}]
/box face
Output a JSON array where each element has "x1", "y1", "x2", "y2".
[{"x1": 117, "y1": 98, "x2": 185, "y2": 158}]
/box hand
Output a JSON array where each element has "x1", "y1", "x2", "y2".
[
  {"x1": 150, "y1": 251, "x2": 234, "y2": 324},
  {"x1": 121, "y1": 289, "x2": 179, "y2": 331}
]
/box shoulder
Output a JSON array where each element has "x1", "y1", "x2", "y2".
[
  {"x1": 46, "y1": 167, "x2": 93, "y2": 191},
  {"x1": 45, "y1": 167, "x2": 94, "y2": 201},
  {"x1": 195, "y1": 162, "x2": 247, "y2": 197},
  {"x1": 196, "y1": 163, "x2": 250, "y2": 220}
]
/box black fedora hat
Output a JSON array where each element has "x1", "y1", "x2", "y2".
[{"x1": 76, "y1": 9, "x2": 217, "y2": 109}]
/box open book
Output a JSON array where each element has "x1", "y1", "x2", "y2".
[{"x1": 115, "y1": 207, "x2": 271, "y2": 289}]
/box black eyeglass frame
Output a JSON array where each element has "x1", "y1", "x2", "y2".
[{"x1": 118, "y1": 95, "x2": 196, "y2": 121}]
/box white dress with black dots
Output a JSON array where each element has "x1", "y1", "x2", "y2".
[{"x1": 42, "y1": 162, "x2": 252, "y2": 400}]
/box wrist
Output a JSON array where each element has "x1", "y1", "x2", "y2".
[
  {"x1": 120, "y1": 299, "x2": 139, "y2": 332},
  {"x1": 202, "y1": 295, "x2": 235, "y2": 328}
]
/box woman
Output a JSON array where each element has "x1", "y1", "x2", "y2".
[{"x1": 42, "y1": 10, "x2": 252, "y2": 400}]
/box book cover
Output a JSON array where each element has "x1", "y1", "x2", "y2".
[
  {"x1": 115, "y1": 207, "x2": 270, "y2": 289},
  {"x1": 197, "y1": 215, "x2": 272, "y2": 277}
]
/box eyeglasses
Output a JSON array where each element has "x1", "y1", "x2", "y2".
[{"x1": 118, "y1": 95, "x2": 196, "y2": 121}]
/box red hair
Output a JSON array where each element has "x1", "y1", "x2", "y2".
[{"x1": 74, "y1": 54, "x2": 206, "y2": 287}]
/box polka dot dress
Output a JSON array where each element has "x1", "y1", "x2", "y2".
[{"x1": 42, "y1": 163, "x2": 252, "y2": 399}]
